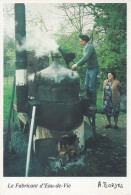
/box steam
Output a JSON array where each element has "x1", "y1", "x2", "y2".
[
  {"x1": 16, "y1": 29, "x2": 59, "y2": 58},
  {"x1": 27, "y1": 73, "x2": 35, "y2": 82}
]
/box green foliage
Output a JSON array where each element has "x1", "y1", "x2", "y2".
[
  {"x1": 4, "y1": 35, "x2": 15, "y2": 77},
  {"x1": 97, "y1": 90, "x2": 103, "y2": 110},
  {"x1": 91, "y1": 3, "x2": 127, "y2": 83},
  {"x1": 57, "y1": 3, "x2": 126, "y2": 91},
  {"x1": 4, "y1": 77, "x2": 16, "y2": 124},
  {"x1": 57, "y1": 32, "x2": 82, "y2": 59}
]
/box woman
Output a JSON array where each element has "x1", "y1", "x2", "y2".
[{"x1": 102, "y1": 71, "x2": 123, "y2": 129}]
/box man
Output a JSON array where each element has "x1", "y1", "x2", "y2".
[{"x1": 72, "y1": 34, "x2": 99, "y2": 110}]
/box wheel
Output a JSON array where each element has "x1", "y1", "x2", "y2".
[{"x1": 10, "y1": 123, "x2": 28, "y2": 157}]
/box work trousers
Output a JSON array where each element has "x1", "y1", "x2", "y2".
[{"x1": 85, "y1": 67, "x2": 99, "y2": 105}]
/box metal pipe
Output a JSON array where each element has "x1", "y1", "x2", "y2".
[
  {"x1": 25, "y1": 106, "x2": 36, "y2": 177},
  {"x1": 15, "y1": 3, "x2": 28, "y2": 112}
]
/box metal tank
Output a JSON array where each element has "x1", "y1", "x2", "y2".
[{"x1": 34, "y1": 56, "x2": 83, "y2": 132}]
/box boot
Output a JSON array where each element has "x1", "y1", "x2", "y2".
[{"x1": 88, "y1": 91, "x2": 97, "y2": 111}]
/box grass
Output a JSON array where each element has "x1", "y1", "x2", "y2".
[{"x1": 4, "y1": 77, "x2": 16, "y2": 125}]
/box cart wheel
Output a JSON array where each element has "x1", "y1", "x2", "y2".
[
  {"x1": 10, "y1": 123, "x2": 28, "y2": 157},
  {"x1": 4, "y1": 124, "x2": 13, "y2": 153}
]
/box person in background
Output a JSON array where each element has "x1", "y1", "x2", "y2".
[
  {"x1": 102, "y1": 71, "x2": 123, "y2": 129},
  {"x1": 72, "y1": 34, "x2": 99, "y2": 110}
]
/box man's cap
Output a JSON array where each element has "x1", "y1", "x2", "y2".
[{"x1": 79, "y1": 35, "x2": 90, "y2": 42}]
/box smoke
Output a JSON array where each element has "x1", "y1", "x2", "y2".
[
  {"x1": 27, "y1": 73, "x2": 35, "y2": 82},
  {"x1": 16, "y1": 29, "x2": 59, "y2": 58},
  {"x1": 16, "y1": 37, "x2": 26, "y2": 52},
  {"x1": 46, "y1": 150, "x2": 92, "y2": 175}
]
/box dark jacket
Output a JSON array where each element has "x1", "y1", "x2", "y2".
[{"x1": 77, "y1": 42, "x2": 99, "y2": 69}]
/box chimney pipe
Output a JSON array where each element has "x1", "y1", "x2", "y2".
[{"x1": 15, "y1": 3, "x2": 28, "y2": 112}]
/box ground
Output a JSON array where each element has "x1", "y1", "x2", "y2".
[{"x1": 4, "y1": 112, "x2": 126, "y2": 177}]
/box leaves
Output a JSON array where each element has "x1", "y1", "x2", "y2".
[
  {"x1": 90, "y1": 3, "x2": 127, "y2": 83},
  {"x1": 4, "y1": 35, "x2": 15, "y2": 77}
]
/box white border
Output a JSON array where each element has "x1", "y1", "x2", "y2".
[{"x1": 1, "y1": 1, "x2": 131, "y2": 195}]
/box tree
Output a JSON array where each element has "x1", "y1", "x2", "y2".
[
  {"x1": 4, "y1": 34, "x2": 15, "y2": 77},
  {"x1": 57, "y1": 3, "x2": 94, "y2": 34},
  {"x1": 87, "y1": 3, "x2": 127, "y2": 83},
  {"x1": 57, "y1": 3, "x2": 127, "y2": 88}
]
